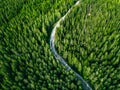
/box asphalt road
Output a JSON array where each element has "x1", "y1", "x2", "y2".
[{"x1": 50, "y1": 1, "x2": 92, "y2": 90}]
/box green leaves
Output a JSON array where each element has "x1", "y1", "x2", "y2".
[
  {"x1": 0, "y1": 0, "x2": 82, "y2": 89},
  {"x1": 55, "y1": 0, "x2": 120, "y2": 89}
]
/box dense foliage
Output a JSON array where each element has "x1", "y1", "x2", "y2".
[
  {"x1": 55, "y1": 0, "x2": 120, "y2": 90},
  {"x1": 0, "y1": 0, "x2": 82, "y2": 90},
  {"x1": 0, "y1": 0, "x2": 120, "y2": 90}
]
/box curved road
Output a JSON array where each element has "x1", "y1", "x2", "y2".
[{"x1": 50, "y1": 1, "x2": 92, "y2": 90}]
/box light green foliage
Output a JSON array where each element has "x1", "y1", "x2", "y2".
[
  {"x1": 0, "y1": 0, "x2": 81, "y2": 90},
  {"x1": 55, "y1": 0, "x2": 120, "y2": 90},
  {"x1": 0, "y1": 0, "x2": 119, "y2": 90}
]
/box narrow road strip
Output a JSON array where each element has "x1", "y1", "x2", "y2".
[{"x1": 50, "y1": 1, "x2": 92, "y2": 90}]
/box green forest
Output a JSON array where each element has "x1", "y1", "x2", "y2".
[{"x1": 0, "y1": 0, "x2": 120, "y2": 90}]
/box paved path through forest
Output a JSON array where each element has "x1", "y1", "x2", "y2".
[{"x1": 50, "y1": 1, "x2": 92, "y2": 90}]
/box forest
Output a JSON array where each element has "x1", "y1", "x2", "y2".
[
  {"x1": 55, "y1": 0, "x2": 120, "y2": 90},
  {"x1": 0, "y1": 0, "x2": 120, "y2": 90}
]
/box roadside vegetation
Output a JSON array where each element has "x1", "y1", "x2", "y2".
[
  {"x1": 55, "y1": 0, "x2": 120, "y2": 90},
  {"x1": 0, "y1": 0, "x2": 82, "y2": 90},
  {"x1": 0, "y1": 0, "x2": 120, "y2": 90}
]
